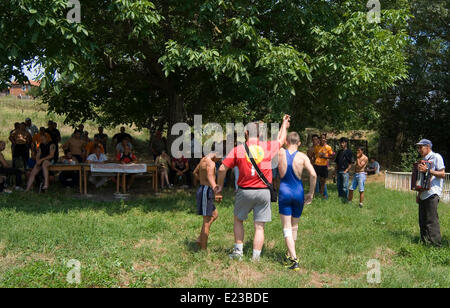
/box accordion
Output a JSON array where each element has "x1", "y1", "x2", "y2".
[{"x1": 411, "y1": 160, "x2": 433, "y2": 191}]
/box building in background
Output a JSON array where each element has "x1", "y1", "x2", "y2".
[{"x1": 0, "y1": 80, "x2": 41, "y2": 99}]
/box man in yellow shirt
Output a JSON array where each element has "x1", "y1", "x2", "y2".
[{"x1": 313, "y1": 134, "x2": 334, "y2": 198}]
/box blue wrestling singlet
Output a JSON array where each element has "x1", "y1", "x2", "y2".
[{"x1": 279, "y1": 149, "x2": 305, "y2": 218}]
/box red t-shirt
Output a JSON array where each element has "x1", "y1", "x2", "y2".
[
  {"x1": 117, "y1": 152, "x2": 137, "y2": 164},
  {"x1": 222, "y1": 139, "x2": 280, "y2": 188}
]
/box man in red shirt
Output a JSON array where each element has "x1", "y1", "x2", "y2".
[{"x1": 216, "y1": 115, "x2": 290, "y2": 261}]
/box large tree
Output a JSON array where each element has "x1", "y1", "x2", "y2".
[
  {"x1": 1, "y1": 0, "x2": 410, "y2": 140},
  {"x1": 376, "y1": 0, "x2": 449, "y2": 167}
]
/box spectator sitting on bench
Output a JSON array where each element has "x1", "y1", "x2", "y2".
[
  {"x1": 26, "y1": 134, "x2": 56, "y2": 192},
  {"x1": 0, "y1": 140, "x2": 24, "y2": 191},
  {"x1": 116, "y1": 138, "x2": 133, "y2": 155},
  {"x1": 156, "y1": 150, "x2": 172, "y2": 190},
  {"x1": 171, "y1": 155, "x2": 190, "y2": 187},
  {"x1": 58, "y1": 149, "x2": 80, "y2": 188},
  {"x1": 63, "y1": 130, "x2": 86, "y2": 163},
  {"x1": 116, "y1": 144, "x2": 138, "y2": 191},
  {"x1": 86, "y1": 136, "x2": 105, "y2": 157},
  {"x1": 366, "y1": 158, "x2": 380, "y2": 175},
  {"x1": 86, "y1": 145, "x2": 110, "y2": 188}
]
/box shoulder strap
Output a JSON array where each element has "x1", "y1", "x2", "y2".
[{"x1": 244, "y1": 143, "x2": 271, "y2": 187}]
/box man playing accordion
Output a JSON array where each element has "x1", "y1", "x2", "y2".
[{"x1": 414, "y1": 139, "x2": 445, "y2": 247}]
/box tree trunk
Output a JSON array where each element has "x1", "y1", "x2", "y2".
[{"x1": 167, "y1": 91, "x2": 185, "y2": 153}]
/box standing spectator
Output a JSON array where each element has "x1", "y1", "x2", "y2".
[
  {"x1": 334, "y1": 137, "x2": 354, "y2": 200},
  {"x1": 150, "y1": 130, "x2": 166, "y2": 160},
  {"x1": 112, "y1": 127, "x2": 132, "y2": 146},
  {"x1": 0, "y1": 141, "x2": 24, "y2": 191},
  {"x1": 415, "y1": 139, "x2": 445, "y2": 247},
  {"x1": 216, "y1": 115, "x2": 290, "y2": 261},
  {"x1": 10, "y1": 122, "x2": 20, "y2": 158},
  {"x1": 307, "y1": 134, "x2": 320, "y2": 164},
  {"x1": 86, "y1": 145, "x2": 110, "y2": 188},
  {"x1": 25, "y1": 118, "x2": 38, "y2": 136},
  {"x1": 313, "y1": 134, "x2": 334, "y2": 199},
  {"x1": 156, "y1": 150, "x2": 172, "y2": 190},
  {"x1": 63, "y1": 130, "x2": 86, "y2": 163},
  {"x1": 348, "y1": 147, "x2": 368, "y2": 208},
  {"x1": 366, "y1": 158, "x2": 380, "y2": 175},
  {"x1": 9, "y1": 123, "x2": 32, "y2": 169},
  {"x1": 46, "y1": 121, "x2": 61, "y2": 161},
  {"x1": 26, "y1": 134, "x2": 56, "y2": 192},
  {"x1": 95, "y1": 127, "x2": 109, "y2": 154}
]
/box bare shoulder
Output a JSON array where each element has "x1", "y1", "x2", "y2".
[{"x1": 295, "y1": 151, "x2": 309, "y2": 161}]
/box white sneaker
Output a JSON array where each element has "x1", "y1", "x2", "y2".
[
  {"x1": 15, "y1": 187, "x2": 24, "y2": 192},
  {"x1": 229, "y1": 248, "x2": 243, "y2": 261}
]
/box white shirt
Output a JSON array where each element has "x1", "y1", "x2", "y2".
[
  {"x1": 420, "y1": 151, "x2": 445, "y2": 200},
  {"x1": 87, "y1": 153, "x2": 108, "y2": 163}
]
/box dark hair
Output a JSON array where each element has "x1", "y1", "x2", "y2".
[
  {"x1": 312, "y1": 134, "x2": 319, "y2": 139},
  {"x1": 358, "y1": 146, "x2": 365, "y2": 152},
  {"x1": 339, "y1": 137, "x2": 349, "y2": 144}
]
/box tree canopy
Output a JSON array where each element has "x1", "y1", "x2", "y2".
[{"x1": 1, "y1": 0, "x2": 410, "y2": 140}]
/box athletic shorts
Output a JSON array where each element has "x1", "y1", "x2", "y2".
[
  {"x1": 279, "y1": 181, "x2": 305, "y2": 218},
  {"x1": 196, "y1": 185, "x2": 216, "y2": 217},
  {"x1": 350, "y1": 173, "x2": 366, "y2": 192},
  {"x1": 314, "y1": 165, "x2": 328, "y2": 179},
  {"x1": 235, "y1": 188, "x2": 271, "y2": 222}
]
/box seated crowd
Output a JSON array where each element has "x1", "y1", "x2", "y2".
[
  {"x1": 1, "y1": 120, "x2": 226, "y2": 193},
  {"x1": 0, "y1": 119, "x2": 142, "y2": 193}
]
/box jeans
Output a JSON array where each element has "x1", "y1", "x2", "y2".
[
  {"x1": 337, "y1": 171, "x2": 350, "y2": 199},
  {"x1": 315, "y1": 180, "x2": 328, "y2": 198}
]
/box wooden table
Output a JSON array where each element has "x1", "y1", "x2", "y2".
[
  {"x1": 48, "y1": 164, "x2": 83, "y2": 194},
  {"x1": 83, "y1": 164, "x2": 158, "y2": 195}
]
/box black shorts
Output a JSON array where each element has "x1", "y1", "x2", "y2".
[
  {"x1": 314, "y1": 165, "x2": 328, "y2": 179},
  {"x1": 196, "y1": 185, "x2": 216, "y2": 217}
]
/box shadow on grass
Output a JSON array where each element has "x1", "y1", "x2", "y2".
[{"x1": 0, "y1": 186, "x2": 236, "y2": 216}]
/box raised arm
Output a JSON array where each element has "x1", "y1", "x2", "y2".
[{"x1": 277, "y1": 115, "x2": 291, "y2": 146}]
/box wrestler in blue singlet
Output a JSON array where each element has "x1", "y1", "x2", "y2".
[{"x1": 279, "y1": 149, "x2": 305, "y2": 218}]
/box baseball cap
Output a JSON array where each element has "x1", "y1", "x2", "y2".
[
  {"x1": 25, "y1": 118, "x2": 31, "y2": 121},
  {"x1": 416, "y1": 139, "x2": 432, "y2": 148}
]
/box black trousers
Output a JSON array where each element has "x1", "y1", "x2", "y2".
[
  {"x1": 0, "y1": 167, "x2": 23, "y2": 187},
  {"x1": 418, "y1": 194, "x2": 442, "y2": 247},
  {"x1": 12, "y1": 144, "x2": 29, "y2": 169}
]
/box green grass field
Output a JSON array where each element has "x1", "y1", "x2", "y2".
[{"x1": 0, "y1": 183, "x2": 448, "y2": 288}]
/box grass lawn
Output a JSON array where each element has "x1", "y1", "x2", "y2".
[{"x1": 0, "y1": 182, "x2": 448, "y2": 288}]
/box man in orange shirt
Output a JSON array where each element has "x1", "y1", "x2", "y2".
[
  {"x1": 314, "y1": 134, "x2": 334, "y2": 198},
  {"x1": 85, "y1": 136, "x2": 105, "y2": 157}
]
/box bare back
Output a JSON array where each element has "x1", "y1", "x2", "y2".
[{"x1": 279, "y1": 149, "x2": 312, "y2": 180}]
